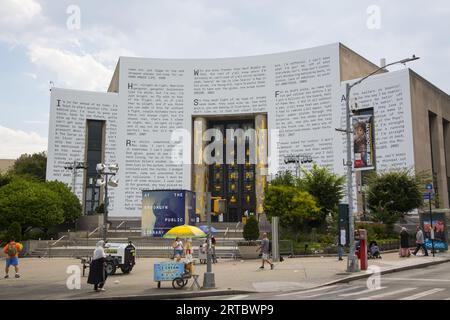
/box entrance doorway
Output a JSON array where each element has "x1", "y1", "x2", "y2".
[{"x1": 208, "y1": 119, "x2": 256, "y2": 222}]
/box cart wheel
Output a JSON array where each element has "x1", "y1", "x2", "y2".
[
  {"x1": 105, "y1": 262, "x2": 116, "y2": 276},
  {"x1": 120, "y1": 265, "x2": 132, "y2": 274},
  {"x1": 172, "y1": 277, "x2": 186, "y2": 289}
]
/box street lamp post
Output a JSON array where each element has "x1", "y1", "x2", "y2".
[
  {"x1": 96, "y1": 163, "x2": 119, "y2": 242},
  {"x1": 64, "y1": 161, "x2": 88, "y2": 193},
  {"x1": 284, "y1": 154, "x2": 313, "y2": 178},
  {"x1": 342, "y1": 55, "x2": 420, "y2": 273},
  {"x1": 203, "y1": 192, "x2": 216, "y2": 289}
]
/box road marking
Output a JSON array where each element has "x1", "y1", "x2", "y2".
[
  {"x1": 276, "y1": 285, "x2": 339, "y2": 297},
  {"x1": 358, "y1": 287, "x2": 417, "y2": 300},
  {"x1": 385, "y1": 278, "x2": 450, "y2": 282},
  {"x1": 300, "y1": 286, "x2": 363, "y2": 298},
  {"x1": 339, "y1": 287, "x2": 386, "y2": 297},
  {"x1": 223, "y1": 294, "x2": 249, "y2": 300},
  {"x1": 400, "y1": 288, "x2": 445, "y2": 300}
]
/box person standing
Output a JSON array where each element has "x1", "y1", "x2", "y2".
[
  {"x1": 257, "y1": 233, "x2": 274, "y2": 270},
  {"x1": 185, "y1": 238, "x2": 192, "y2": 256},
  {"x1": 412, "y1": 226, "x2": 429, "y2": 256},
  {"x1": 3, "y1": 238, "x2": 23, "y2": 279},
  {"x1": 399, "y1": 227, "x2": 410, "y2": 257},
  {"x1": 335, "y1": 235, "x2": 344, "y2": 261},
  {"x1": 87, "y1": 240, "x2": 108, "y2": 291},
  {"x1": 173, "y1": 237, "x2": 184, "y2": 262},
  {"x1": 211, "y1": 235, "x2": 217, "y2": 263}
]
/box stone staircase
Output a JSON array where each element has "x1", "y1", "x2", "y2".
[{"x1": 25, "y1": 221, "x2": 245, "y2": 259}]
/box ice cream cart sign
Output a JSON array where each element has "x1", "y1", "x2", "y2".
[{"x1": 154, "y1": 262, "x2": 184, "y2": 281}]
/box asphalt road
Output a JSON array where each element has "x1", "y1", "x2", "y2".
[{"x1": 187, "y1": 262, "x2": 450, "y2": 300}]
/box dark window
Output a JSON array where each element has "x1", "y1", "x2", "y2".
[{"x1": 85, "y1": 120, "x2": 105, "y2": 215}]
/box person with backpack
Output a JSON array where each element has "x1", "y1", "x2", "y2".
[{"x1": 3, "y1": 237, "x2": 23, "y2": 279}]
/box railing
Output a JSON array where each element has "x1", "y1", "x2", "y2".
[{"x1": 88, "y1": 227, "x2": 99, "y2": 238}]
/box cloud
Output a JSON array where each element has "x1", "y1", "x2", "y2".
[
  {"x1": 28, "y1": 45, "x2": 113, "y2": 91},
  {"x1": 0, "y1": 125, "x2": 47, "y2": 159},
  {"x1": 0, "y1": 0, "x2": 42, "y2": 28}
]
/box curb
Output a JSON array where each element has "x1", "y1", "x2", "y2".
[
  {"x1": 321, "y1": 257, "x2": 450, "y2": 286},
  {"x1": 78, "y1": 289, "x2": 255, "y2": 300}
]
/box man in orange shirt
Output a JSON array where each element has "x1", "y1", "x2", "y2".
[{"x1": 3, "y1": 238, "x2": 23, "y2": 279}]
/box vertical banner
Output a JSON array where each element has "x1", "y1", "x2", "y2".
[
  {"x1": 352, "y1": 113, "x2": 375, "y2": 171},
  {"x1": 421, "y1": 212, "x2": 448, "y2": 250}
]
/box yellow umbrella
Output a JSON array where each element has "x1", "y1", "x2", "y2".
[{"x1": 163, "y1": 225, "x2": 207, "y2": 239}]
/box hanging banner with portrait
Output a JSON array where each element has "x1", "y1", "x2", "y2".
[{"x1": 352, "y1": 114, "x2": 375, "y2": 171}]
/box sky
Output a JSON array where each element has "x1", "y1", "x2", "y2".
[{"x1": 1, "y1": 0, "x2": 449, "y2": 159}]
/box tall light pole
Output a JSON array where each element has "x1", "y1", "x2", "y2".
[
  {"x1": 343, "y1": 55, "x2": 419, "y2": 272},
  {"x1": 203, "y1": 192, "x2": 216, "y2": 289},
  {"x1": 64, "y1": 161, "x2": 88, "y2": 193},
  {"x1": 284, "y1": 154, "x2": 313, "y2": 178},
  {"x1": 96, "y1": 163, "x2": 119, "y2": 241}
]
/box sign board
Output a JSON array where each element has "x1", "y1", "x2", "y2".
[
  {"x1": 420, "y1": 212, "x2": 448, "y2": 251},
  {"x1": 353, "y1": 113, "x2": 375, "y2": 171},
  {"x1": 153, "y1": 262, "x2": 184, "y2": 281},
  {"x1": 426, "y1": 183, "x2": 433, "y2": 190},
  {"x1": 142, "y1": 190, "x2": 196, "y2": 237}
]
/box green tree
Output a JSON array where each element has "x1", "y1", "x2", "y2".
[
  {"x1": 11, "y1": 151, "x2": 47, "y2": 181},
  {"x1": 270, "y1": 170, "x2": 296, "y2": 187},
  {"x1": 297, "y1": 164, "x2": 345, "y2": 229},
  {"x1": 6, "y1": 222, "x2": 22, "y2": 242},
  {"x1": 243, "y1": 216, "x2": 260, "y2": 241},
  {"x1": 0, "y1": 178, "x2": 64, "y2": 234},
  {"x1": 264, "y1": 185, "x2": 320, "y2": 233},
  {"x1": 44, "y1": 180, "x2": 82, "y2": 223},
  {"x1": 366, "y1": 169, "x2": 425, "y2": 230},
  {"x1": 0, "y1": 172, "x2": 13, "y2": 187}
]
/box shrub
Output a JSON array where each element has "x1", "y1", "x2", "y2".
[{"x1": 243, "y1": 216, "x2": 260, "y2": 241}]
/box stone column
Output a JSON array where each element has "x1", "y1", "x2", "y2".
[
  {"x1": 255, "y1": 114, "x2": 268, "y2": 216},
  {"x1": 193, "y1": 117, "x2": 208, "y2": 222}
]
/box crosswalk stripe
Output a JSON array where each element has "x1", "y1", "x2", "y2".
[
  {"x1": 276, "y1": 285, "x2": 339, "y2": 297},
  {"x1": 358, "y1": 288, "x2": 417, "y2": 300},
  {"x1": 223, "y1": 294, "x2": 249, "y2": 300},
  {"x1": 301, "y1": 286, "x2": 363, "y2": 298},
  {"x1": 400, "y1": 288, "x2": 445, "y2": 300},
  {"x1": 339, "y1": 287, "x2": 386, "y2": 297},
  {"x1": 385, "y1": 278, "x2": 450, "y2": 282}
]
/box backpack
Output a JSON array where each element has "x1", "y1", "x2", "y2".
[{"x1": 7, "y1": 243, "x2": 17, "y2": 257}]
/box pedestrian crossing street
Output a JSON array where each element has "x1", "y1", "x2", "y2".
[{"x1": 222, "y1": 283, "x2": 450, "y2": 300}]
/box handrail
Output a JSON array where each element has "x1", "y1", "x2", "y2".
[
  {"x1": 234, "y1": 222, "x2": 241, "y2": 233},
  {"x1": 116, "y1": 221, "x2": 125, "y2": 230},
  {"x1": 50, "y1": 235, "x2": 66, "y2": 247},
  {"x1": 88, "y1": 227, "x2": 99, "y2": 238}
]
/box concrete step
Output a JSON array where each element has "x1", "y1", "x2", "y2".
[{"x1": 27, "y1": 247, "x2": 240, "y2": 259}]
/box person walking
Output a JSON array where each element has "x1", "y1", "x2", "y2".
[
  {"x1": 412, "y1": 226, "x2": 429, "y2": 256},
  {"x1": 399, "y1": 227, "x2": 411, "y2": 257},
  {"x1": 257, "y1": 233, "x2": 274, "y2": 270},
  {"x1": 87, "y1": 240, "x2": 108, "y2": 291},
  {"x1": 3, "y1": 238, "x2": 23, "y2": 279}
]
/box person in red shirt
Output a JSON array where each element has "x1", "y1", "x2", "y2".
[{"x1": 3, "y1": 238, "x2": 23, "y2": 279}]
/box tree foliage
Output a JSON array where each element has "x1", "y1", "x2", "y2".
[
  {"x1": 243, "y1": 216, "x2": 260, "y2": 241},
  {"x1": 264, "y1": 184, "x2": 320, "y2": 233},
  {"x1": 0, "y1": 178, "x2": 64, "y2": 233},
  {"x1": 297, "y1": 164, "x2": 345, "y2": 227},
  {"x1": 11, "y1": 151, "x2": 47, "y2": 181},
  {"x1": 269, "y1": 170, "x2": 296, "y2": 187},
  {"x1": 366, "y1": 169, "x2": 425, "y2": 227},
  {"x1": 44, "y1": 180, "x2": 82, "y2": 223}
]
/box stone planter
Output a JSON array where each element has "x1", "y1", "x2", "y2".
[{"x1": 237, "y1": 243, "x2": 260, "y2": 259}]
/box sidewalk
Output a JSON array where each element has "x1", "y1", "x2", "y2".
[{"x1": 0, "y1": 252, "x2": 448, "y2": 299}]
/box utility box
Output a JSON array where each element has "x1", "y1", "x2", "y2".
[{"x1": 141, "y1": 190, "x2": 196, "y2": 237}]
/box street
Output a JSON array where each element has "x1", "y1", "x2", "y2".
[{"x1": 187, "y1": 262, "x2": 450, "y2": 300}]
